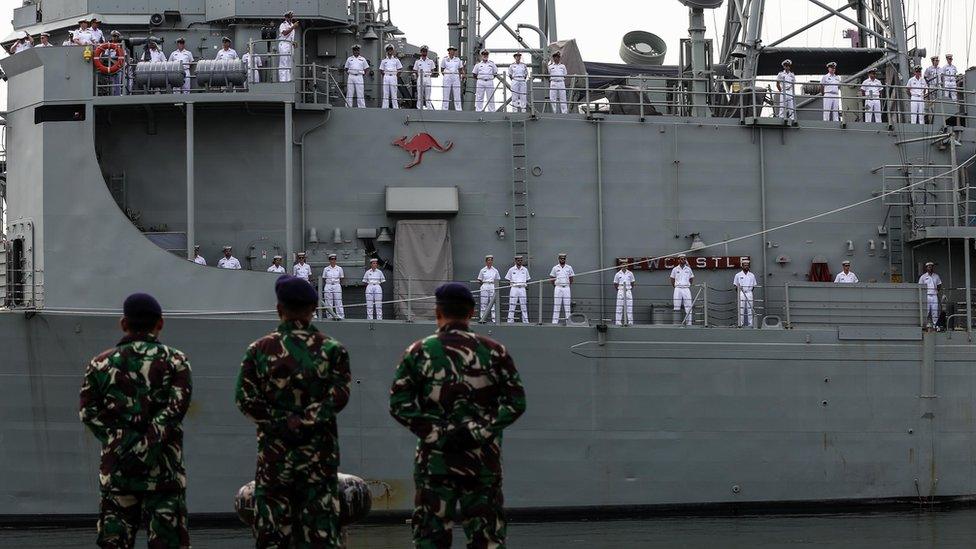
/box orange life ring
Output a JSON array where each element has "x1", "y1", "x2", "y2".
[{"x1": 93, "y1": 43, "x2": 125, "y2": 74}]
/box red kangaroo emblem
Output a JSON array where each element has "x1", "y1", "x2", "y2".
[{"x1": 392, "y1": 133, "x2": 454, "y2": 168}]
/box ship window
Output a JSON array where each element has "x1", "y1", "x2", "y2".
[{"x1": 34, "y1": 104, "x2": 86, "y2": 123}]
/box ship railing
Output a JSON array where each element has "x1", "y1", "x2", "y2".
[
  {"x1": 0, "y1": 262, "x2": 44, "y2": 310},
  {"x1": 773, "y1": 282, "x2": 944, "y2": 329},
  {"x1": 881, "y1": 163, "x2": 976, "y2": 231}
]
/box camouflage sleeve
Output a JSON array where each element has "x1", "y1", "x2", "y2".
[
  {"x1": 297, "y1": 343, "x2": 352, "y2": 427},
  {"x1": 79, "y1": 358, "x2": 112, "y2": 443},
  {"x1": 150, "y1": 351, "x2": 193, "y2": 440},
  {"x1": 466, "y1": 345, "x2": 526, "y2": 444},
  {"x1": 389, "y1": 345, "x2": 449, "y2": 445},
  {"x1": 235, "y1": 345, "x2": 292, "y2": 429}
]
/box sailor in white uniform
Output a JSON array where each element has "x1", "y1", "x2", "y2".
[
  {"x1": 89, "y1": 19, "x2": 105, "y2": 44},
  {"x1": 918, "y1": 261, "x2": 943, "y2": 328},
  {"x1": 379, "y1": 44, "x2": 402, "y2": 109},
  {"x1": 241, "y1": 51, "x2": 263, "y2": 84},
  {"x1": 63, "y1": 32, "x2": 75, "y2": 47},
  {"x1": 733, "y1": 259, "x2": 757, "y2": 327},
  {"x1": 413, "y1": 45, "x2": 436, "y2": 110},
  {"x1": 776, "y1": 59, "x2": 796, "y2": 120},
  {"x1": 907, "y1": 66, "x2": 928, "y2": 124},
  {"x1": 277, "y1": 11, "x2": 299, "y2": 83},
  {"x1": 440, "y1": 46, "x2": 464, "y2": 111},
  {"x1": 363, "y1": 258, "x2": 386, "y2": 320},
  {"x1": 548, "y1": 51, "x2": 569, "y2": 114},
  {"x1": 505, "y1": 255, "x2": 531, "y2": 323},
  {"x1": 9, "y1": 32, "x2": 32, "y2": 54},
  {"x1": 942, "y1": 54, "x2": 958, "y2": 101},
  {"x1": 267, "y1": 255, "x2": 286, "y2": 274},
  {"x1": 168, "y1": 38, "x2": 194, "y2": 93},
  {"x1": 476, "y1": 255, "x2": 501, "y2": 322},
  {"x1": 344, "y1": 45, "x2": 369, "y2": 108},
  {"x1": 217, "y1": 246, "x2": 242, "y2": 269},
  {"x1": 670, "y1": 254, "x2": 695, "y2": 326},
  {"x1": 192, "y1": 245, "x2": 207, "y2": 265},
  {"x1": 214, "y1": 37, "x2": 238, "y2": 61},
  {"x1": 821, "y1": 61, "x2": 841, "y2": 122},
  {"x1": 550, "y1": 253, "x2": 575, "y2": 324},
  {"x1": 834, "y1": 260, "x2": 859, "y2": 283},
  {"x1": 321, "y1": 253, "x2": 345, "y2": 319},
  {"x1": 145, "y1": 40, "x2": 166, "y2": 63},
  {"x1": 472, "y1": 49, "x2": 497, "y2": 112},
  {"x1": 860, "y1": 68, "x2": 883, "y2": 123},
  {"x1": 292, "y1": 252, "x2": 313, "y2": 282},
  {"x1": 36, "y1": 33, "x2": 52, "y2": 48},
  {"x1": 72, "y1": 19, "x2": 95, "y2": 46},
  {"x1": 923, "y1": 56, "x2": 942, "y2": 93},
  {"x1": 613, "y1": 259, "x2": 636, "y2": 326},
  {"x1": 509, "y1": 52, "x2": 529, "y2": 112}
]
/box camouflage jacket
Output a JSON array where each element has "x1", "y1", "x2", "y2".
[
  {"x1": 79, "y1": 333, "x2": 193, "y2": 492},
  {"x1": 235, "y1": 320, "x2": 351, "y2": 486},
  {"x1": 389, "y1": 321, "x2": 526, "y2": 479}
]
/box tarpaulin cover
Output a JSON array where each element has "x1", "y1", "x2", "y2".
[{"x1": 393, "y1": 219, "x2": 453, "y2": 320}]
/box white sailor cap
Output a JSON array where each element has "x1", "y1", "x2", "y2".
[
  {"x1": 296, "y1": 251, "x2": 307, "y2": 256},
  {"x1": 78, "y1": 18, "x2": 89, "y2": 23},
  {"x1": 741, "y1": 258, "x2": 751, "y2": 265},
  {"x1": 826, "y1": 61, "x2": 837, "y2": 68},
  {"x1": 110, "y1": 30, "x2": 121, "y2": 37},
  {"x1": 328, "y1": 253, "x2": 337, "y2": 259},
  {"x1": 221, "y1": 36, "x2": 231, "y2": 42},
  {"x1": 485, "y1": 254, "x2": 494, "y2": 260},
  {"x1": 352, "y1": 44, "x2": 361, "y2": 50},
  {"x1": 284, "y1": 10, "x2": 294, "y2": 16},
  {"x1": 447, "y1": 45, "x2": 458, "y2": 51},
  {"x1": 481, "y1": 49, "x2": 490, "y2": 55},
  {"x1": 223, "y1": 245, "x2": 233, "y2": 250},
  {"x1": 931, "y1": 55, "x2": 940, "y2": 60},
  {"x1": 385, "y1": 43, "x2": 395, "y2": 51},
  {"x1": 781, "y1": 59, "x2": 792, "y2": 66},
  {"x1": 273, "y1": 255, "x2": 283, "y2": 260},
  {"x1": 515, "y1": 255, "x2": 524, "y2": 260},
  {"x1": 914, "y1": 65, "x2": 923, "y2": 72},
  {"x1": 946, "y1": 53, "x2": 954, "y2": 58},
  {"x1": 925, "y1": 261, "x2": 935, "y2": 266},
  {"x1": 370, "y1": 257, "x2": 379, "y2": 263},
  {"x1": 420, "y1": 45, "x2": 429, "y2": 51},
  {"x1": 677, "y1": 253, "x2": 687, "y2": 258},
  {"x1": 193, "y1": 244, "x2": 200, "y2": 249},
  {"x1": 841, "y1": 260, "x2": 850, "y2": 265},
  {"x1": 514, "y1": 52, "x2": 522, "y2": 57},
  {"x1": 40, "y1": 32, "x2": 50, "y2": 38},
  {"x1": 558, "y1": 252, "x2": 567, "y2": 258}
]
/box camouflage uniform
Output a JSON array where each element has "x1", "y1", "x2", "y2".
[
  {"x1": 79, "y1": 333, "x2": 193, "y2": 549},
  {"x1": 390, "y1": 321, "x2": 526, "y2": 549},
  {"x1": 235, "y1": 320, "x2": 351, "y2": 549}
]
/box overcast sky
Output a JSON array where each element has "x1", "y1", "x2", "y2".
[{"x1": 0, "y1": 0, "x2": 973, "y2": 108}]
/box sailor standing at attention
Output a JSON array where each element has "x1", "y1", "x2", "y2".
[
  {"x1": 277, "y1": 11, "x2": 299, "y2": 83},
  {"x1": 821, "y1": 61, "x2": 841, "y2": 121},
  {"x1": 72, "y1": 18, "x2": 95, "y2": 45},
  {"x1": 192, "y1": 245, "x2": 207, "y2": 265},
  {"x1": 918, "y1": 261, "x2": 943, "y2": 329},
  {"x1": 363, "y1": 258, "x2": 386, "y2": 320},
  {"x1": 322, "y1": 253, "x2": 345, "y2": 320},
  {"x1": 168, "y1": 38, "x2": 194, "y2": 94},
  {"x1": 613, "y1": 259, "x2": 636, "y2": 326},
  {"x1": 214, "y1": 37, "x2": 238, "y2": 60},
  {"x1": 473, "y1": 49, "x2": 497, "y2": 112},
  {"x1": 440, "y1": 46, "x2": 464, "y2": 110},
  {"x1": 550, "y1": 253, "x2": 575, "y2": 324},
  {"x1": 267, "y1": 255, "x2": 286, "y2": 274},
  {"x1": 218, "y1": 246, "x2": 242, "y2": 269},
  {"x1": 670, "y1": 254, "x2": 695, "y2": 326},
  {"x1": 379, "y1": 44, "x2": 402, "y2": 109},
  {"x1": 505, "y1": 255, "x2": 531, "y2": 323},
  {"x1": 36, "y1": 32, "x2": 52, "y2": 47},
  {"x1": 860, "y1": 68, "x2": 883, "y2": 123},
  {"x1": 776, "y1": 59, "x2": 796, "y2": 120},
  {"x1": 292, "y1": 252, "x2": 313, "y2": 284},
  {"x1": 924, "y1": 56, "x2": 942, "y2": 93},
  {"x1": 942, "y1": 54, "x2": 958, "y2": 101},
  {"x1": 908, "y1": 66, "x2": 928, "y2": 124},
  {"x1": 89, "y1": 18, "x2": 105, "y2": 44},
  {"x1": 834, "y1": 260, "x2": 859, "y2": 283},
  {"x1": 509, "y1": 52, "x2": 529, "y2": 112},
  {"x1": 733, "y1": 259, "x2": 757, "y2": 327},
  {"x1": 476, "y1": 255, "x2": 501, "y2": 322},
  {"x1": 8, "y1": 32, "x2": 32, "y2": 54},
  {"x1": 344, "y1": 44, "x2": 369, "y2": 108},
  {"x1": 548, "y1": 51, "x2": 569, "y2": 114},
  {"x1": 413, "y1": 45, "x2": 436, "y2": 110}
]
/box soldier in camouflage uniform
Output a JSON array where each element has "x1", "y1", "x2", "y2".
[
  {"x1": 235, "y1": 275, "x2": 352, "y2": 548},
  {"x1": 79, "y1": 292, "x2": 193, "y2": 549},
  {"x1": 390, "y1": 282, "x2": 526, "y2": 548}
]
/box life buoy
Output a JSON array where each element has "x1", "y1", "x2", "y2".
[{"x1": 93, "y1": 43, "x2": 125, "y2": 74}]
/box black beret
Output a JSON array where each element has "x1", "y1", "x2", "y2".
[
  {"x1": 435, "y1": 282, "x2": 475, "y2": 307},
  {"x1": 275, "y1": 275, "x2": 317, "y2": 307},
  {"x1": 123, "y1": 293, "x2": 162, "y2": 320}
]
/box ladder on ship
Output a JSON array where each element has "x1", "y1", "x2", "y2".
[
  {"x1": 511, "y1": 120, "x2": 530, "y2": 261},
  {"x1": 886, "y1": 204, "x2": 905, "y2": 282}
]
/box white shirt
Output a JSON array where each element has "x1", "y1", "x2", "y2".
[
  {"x1": 549, "y1": 264, "x2": 575, "y2": 286},
  {"x1": 924, "y1": 65, "x2": 942, "y2": 86},
  {"x1": 942, "y1": 64, "x2": 958, "y2": 87},
  {"x1": 363, "y1": 268, "x2": 386, "y2": 285},
  {"x1": 193, "y1": 255, "x2": 207, "y2": 265},
  {"x1": 267, "y1": 264, "x2": 286, "y2": 273},
  {"x1": 379, "y1": 57, "x2": 402, "y2": 75},
  {"x1": 919, "y1": 272, "x2": 942, "y2": 295},
  {"x1": 322, "y1": 265, "x2": 344, "y2": 284},
  {"x1": 62, "y1": 38, "x2": 74, "y2": 46},
  {"x1": 776, "y1": 70, "x2": 795, "y2": 94},
  {"x1": 473, "y1": 60, "x2": 497, "y2": 80},
  {"x1": 670, "y1": 265, "x2": 694, "y2": 288},
  {"x1": 509, "y1": 62, "x2": 528, "y2": 81},
  {"x1": 241, "y1": 52, "x2": 263, "y2": 80},
  {"x1": 73, "y1": 28, "x2": 94, "y2": 45},
  {"x1": 11, "y1": 41, "x2": 32, "y2": 53},
  {"x1": 548, "y1": 63, "x2": 568, "y2": 82},
  {"x1": 908, "y1": 76, "x2": 927, "y2": 97},
  {"x1": 293, "y1": 262, "x2": 313, "y2": 280},
  {"x1": 345, "y1": 55, "x2": 369, "y2": 75},
  {"x1": 414, "y1": 57, "x2": 435, "y2": 76},
  {"x1": 505, "y1": 266, "x2": 530, "y2": 287},
  {"x1": 36, "y1": 41, "x2": 53, "y2": 48},
  {"x1": 733, "y1": 270, "x2": 757, "y2": 292},
  {"x1": 860, "y1": 77, "x2": 882, "y2": 98},
  {"x1": 218, "y1": 256, "x2": 242, "y2": 269},
  {"x1": 90, "y1": 28, "x2": 104, "y2": 44},
  {"x1": 169, "y1": 48, "x2": 194, "y2": 67},
  {"x1": 278, "y1": 21, "x2": 297, "y2": 46},
  {"x1": 834, "y1": 271, "x2": 859, "y2": 283},
  {"x1": 215, "y1": 47, "x2": 238, "y2": 61},
  {"x1": 441, "y1": 56, "x2": 463, "y2": 75},
  {"x1": 477, "y1": 266, "x2": 501, "y2": 286},
  {"x1": 146, "y1": 48, "x2": 166, "y2": 63},
  {"x1": 821, "y1": 73, "x2": 841, "y2": 95},
  {"x1": 613, "y1": 270, "x2": 635, "y2": 290}
]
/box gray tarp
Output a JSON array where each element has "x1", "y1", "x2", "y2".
[{"x1": 393, "y1": 219, "x2": 453, "y2": 320}]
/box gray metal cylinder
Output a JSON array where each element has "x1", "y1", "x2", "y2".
[
  {"x1": 195, "y1": 58, "x2": 246, "y2": 87},
  {"x1": 619, "y1": 31, "x2": 667, "y2": 65},
  {"x1": 132, "y1": 61, "x2": 185, "y2": 89}
]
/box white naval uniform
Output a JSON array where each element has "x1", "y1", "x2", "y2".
[
  {"x1": 277, "y1": 20, "x2": 297, "y2": 82},
  {"x1": 670, "y1": 264, "x2": 695, "y2": 325},
  {"x1": 344, "y1": 55, "x2": 369, "y2": 108},
  {"x1": 733, "y1": 270, "x2": 758, "y2": 327},
  {"x1": 477, "y1": 266, "x2": 501, "y2": 322},
  {"x1": 322, "y1": 265, "x2": 345, "y2": 319},
  {"x1": 860, "y1": 77, "x2": 883, "y2": 123},
  {"x1": 548, "y1": 62, "x2": 569, "y2": 114},
  {"x1": 241, "y1": 52, "x2": 263, "y2": 84},
  {"x1": 193, "y1": 255, "x2": 207, "y2": 265},
  {"x1": 146, "y1": 48, "x2": 166, "y2": 63},
  {"x1": 73, "y1": 28, "x2": 94, "y2": 45},
  {"x1": 413, "y1": 57, "x2": 436, "y2": 109},
  {"x1": 169, "y1": 49, "x2": 194, "y2": 93},
  {"x1": 908, "y1": 75, "x2": 928, "y2": 124},
  {"x1": 473, "y1": 60, "x2": 497, "y2": 112},
  {"x1": 613, "y1": 269, "x2": 636, "y2": 325},
  {"x1": 924, "y1": 65, "x2": 942, "y2": 92},
  {"x1": 834, "y1": 271, "x2": 859, "y2": 283},
  {"x1": 267, "y1": 264, "x2": 286, "y2": 274},
  {"x1": 379, "y1": 57, "x2": 402, "y2": 109},
  {"x1": 821, "y1": 73, "x2": 841, "y2": 121},
  {"x1": 363, "y1": 268, "x2": 386, "y2": 320},
  {"x1": 90, "y1": 28, "x2": 104, "y2": 44},
  {"x1": 505, "y1": 265, "x2": 531, "y2": 323},
  {"x1": 215, "y1": 48, "x2": 239, "y2": 61},
  {"x1": 919, "y1": 272, "x2": 942, "y2": 325},
  {"x1": 509, "y1": 62, "x2": 529, "y2": 112},
  {"x1": 776, "y1": 70, "x2": 796, "y2": 120},
  {"x1": 218, "y1": 256, "x2": 242, "y2": 270},
  {"x1": 36, "y1": 42, "x2": 53, "y2": 48},
  {"x1": 440, "y1": 57, "x2": 464, "y2": 110},
  {"x1": 11, "y1": 40, "x2": 31, "y2": 54},
  {"x1": 942, "y1": 63, "x2": 958, "y2": 100},
  {"x1": 293, "y1": 262, "x2": 313, "y2": 282},
  {"x1": 550, "y1": 263, "x2": 575, "y2": 324}
]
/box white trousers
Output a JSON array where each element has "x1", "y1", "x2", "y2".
[
  {"x1": 910, "y1": 97, "x2": 925, "y2": 124},
  {"x1": 479, "y1": 285, "x2": 496, "y2": 322},
  {"x1": 738, "y1": 290, "x2": 754, "y2": 327},
  {"x1": 278, "y1": 43, "x2": 293, "y2": 82},
  {"x1": 476, "y1": 79, "x2": 494, "y2": 111},
  {"x1": 926, "y1": 294, "x2": 939, "y2": 325},
  {"x1": 550, "y1": 81, "x2": 568, "y2": 113},
  {"x1": 346, "y1": 75, "x2": 365, "y2": 108},
  {"x1": 823, "y1": 95, "x2": 840, "y2": 121},
  {"x1": 382, "y1": 74, "x2": 399, "y2": 109},
  {"x1": 944, "y1": 87, "x2": 957, "y2": 101},
  {"x1": 323, "y1": 283, "x2": 344, "y2": 319},
  {"x1": 508, "y1": 287, "x2": 529, "y2": 323},
  {"x1": 673, "y1": 287, "x2": 693, "y2": 325},
  {"x1": 416, "y1": 74, "x2": 434, "y2": 109},
  {"x1": 779, "y1": 94, "x2": 795, "y2": 120},
  {"x1": 615, "y1": 289, "x2": 633, "y2": 325},
  {"x1": 552, "y1": 285, "x2": 571, "y2": 324},
  {"x1": 864, "y1": 99, "x2": 882, "y2": 123},
  {"x1": 511, "y1": 79, "x2": 527, "y2": 111},
  {"x1": 366, "y1": 285, "x2": 383, "y2": 319},
  {"x1": 442, "y1": 74, "x2": 462, "y2": 110}
]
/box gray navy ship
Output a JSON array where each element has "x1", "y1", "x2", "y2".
[{"x1": 1, "y1": 0, "x2": 976, "y2": 520}]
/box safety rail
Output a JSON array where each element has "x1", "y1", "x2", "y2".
[
  {"x1": 881, "y1": 162, "x2": 976, "y2": 238},
  {"x1": 0, "y1": 263, "x2": 44, "y2": 310}
]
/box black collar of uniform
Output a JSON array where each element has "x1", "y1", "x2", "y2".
[
  {"x1": 437, "y1": 320, "x2": 471, "y2": 333},
  {"x1": 118, "y1": 332, "x2": 159, "y2": 346}
]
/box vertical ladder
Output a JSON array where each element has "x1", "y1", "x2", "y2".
[
  {"x1": 511, "y1": 120, "x2": 530, "y2": 261},
  {"x1": 887, "y1": 204, "x2": 905, "y2": 282}
]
